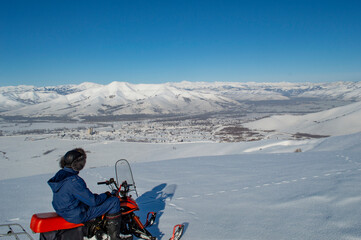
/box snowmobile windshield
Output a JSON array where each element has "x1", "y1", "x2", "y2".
[{"x1": 115, "y1": 159, "x2": 137, "y2": 196}]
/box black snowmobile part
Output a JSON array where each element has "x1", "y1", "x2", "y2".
[{"x1": 128, "y1": 213, "x2": 156, "y2": 240}]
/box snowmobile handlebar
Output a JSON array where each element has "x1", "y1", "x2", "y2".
[
  {"x1": 97, "y1": 178, "x2": 133, "y2": 188},
  {"x1": 97, "y1": 178, "x2": 134, "y2": 198},
  {"x1": 97, "y1": 178, "x2": 116, "y2": 185}
]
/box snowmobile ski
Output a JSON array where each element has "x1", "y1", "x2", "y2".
[
  {"x1": 169, "y1": 224, "x2": 184, "y2": 240},
  {"x1": 144, "y1": 212, "x2": 157, "y2": 228}
]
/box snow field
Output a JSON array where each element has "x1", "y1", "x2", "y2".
[
  {"x1": 1, "y1": 132, "x2": 361, "y2": 239},
  {"x1": 136, "y1": 152, "x2": 361, "y2": 240}
]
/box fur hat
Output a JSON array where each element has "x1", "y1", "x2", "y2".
[{"x1": 60, "y1": 148, "x2": 87, "y2": 171}]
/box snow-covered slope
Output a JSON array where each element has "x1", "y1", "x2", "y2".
[
  {"x1": 244, "y1": 100, "x2": 361, "y2": 136},
  {"x1": 1, "y1": 81, "x2": 360, "y2": 118},
  {"x1": 1, "y1": 132, "x2": 361, "y2": 239}
]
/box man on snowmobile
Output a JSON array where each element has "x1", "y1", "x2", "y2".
[{"x1": 48, "y1": 148, "x2": 131, "y2": 240}]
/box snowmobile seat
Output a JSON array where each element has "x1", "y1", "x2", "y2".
[{"x1": 30, "y1": 212, "x2": 84, "y2": 233}]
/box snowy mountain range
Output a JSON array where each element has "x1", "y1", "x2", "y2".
[{"x1": 1, "y1": 81, "x2": 360, "y2": 120}]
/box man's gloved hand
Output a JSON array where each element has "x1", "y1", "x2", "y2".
[{"x1": 105, "y1": 191, "x2": 112, "y2": 197}]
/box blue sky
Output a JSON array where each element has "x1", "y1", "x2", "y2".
[{"x1": 1, "y1": 0, "x2": 361, "y2": 86}]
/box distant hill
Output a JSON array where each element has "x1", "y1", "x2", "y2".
[
  {"x1": 244, "y1": 100, "x2": 361, "y2": 137},
  {"x1": 0, "y1": 81, "x2": 360, "y2": 120}
]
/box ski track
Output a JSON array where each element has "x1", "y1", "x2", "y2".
[
  {"x1": 45, "y1": 154, "x2": 361, "y2": 221},
  {"x1": 167, "y1": 154, "x2": 361, "y2": 217},
  {"x1": 83, "y1": 169, "x2": 108, "y2": 182},
  {"x1": 30, "y1": 154, "x2": 360, "y2": 230}
]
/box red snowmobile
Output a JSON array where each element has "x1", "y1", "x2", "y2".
[{"x1": 29, "y1": 159, "x2": 184, "y2": 240}]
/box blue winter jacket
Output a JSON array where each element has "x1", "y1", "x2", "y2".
[{"x1": 48, "y1": 167, "x2": 108, "y2": 224}]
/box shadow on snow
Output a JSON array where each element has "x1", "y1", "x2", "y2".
[{"x1": 136, "y1": 183, "x2": 187, "y2": 239}]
